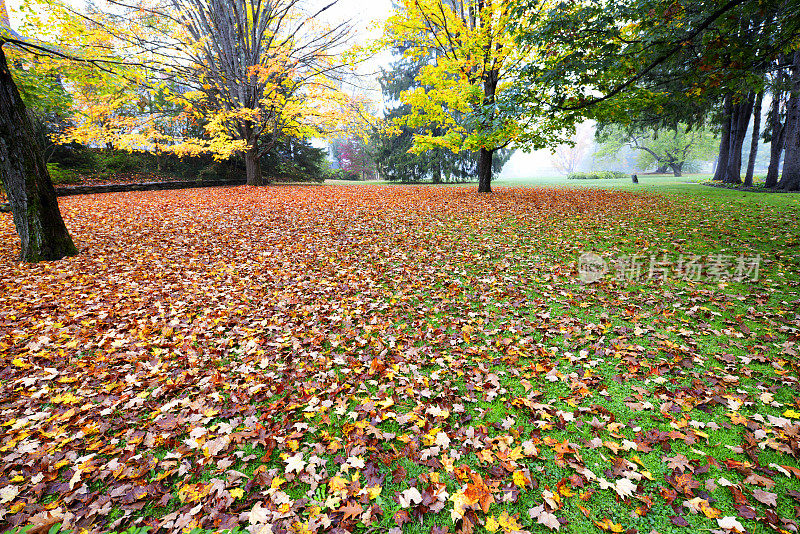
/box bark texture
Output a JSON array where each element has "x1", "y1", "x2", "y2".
[
  {"x1": 0, "y1": 45, "x2": 77, "y2": 262},
  {"x1": 765, "y1": 90, "x2": 785, "y2": 189},
  {"x1": 723, "y1": 93, "x2": 754, "y2": 184},
  {"x1": 713, "y1": 95, "x2": 732, "y2": 182},
  {"x1": 778, "y1": 50, "x2": 800, "y2": 191},
  {"x1": 476, "y1": 67, "x2": 499, "y2": 193},
  {"x1": 245, "y1": 146, "x2": 264, "y2": 186},
  {"x1": 477, "y1": 148, "x2": 493, "y2": 193}
]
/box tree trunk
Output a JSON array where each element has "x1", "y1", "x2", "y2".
[
  {"x1": 766, "y1": 60, "x2": 786, "y2": 189},
  {"x1": 713, "y1": 94, "x2": 732, "y2": 181},
  {"x1": 744, "y1": 91, "x2": 763, "y2": 187},
  {"x1": 476, "y1": 68, "x2": 499, "y2": 193},
  {"x1": 778, "y1": 50, "x2": 800, "y2": 191},
  {"x1": 245, "y1": 145, "x2": 263, "y2": 186},
  {"x1": 669, "y1": 162, "x2": 683, "y2": 177},
  {"x1": 723, "y1": 93, "x2": 755, "y2": 184},
  {"x1": 656, "y1": 163, "x2": 669, "y2": 174},
  {"x1": 765, "y1": 93, "x2": 785, "y2": 188},
  {"x1": 433, "y1": 159, "x2": 442, "y2": 184},
  {"x1": 477, "y1": 148, "x2": 493, "y2": 193},
  {"x1": 0, "y1": 45, "x2": 77, "y2": 262}
]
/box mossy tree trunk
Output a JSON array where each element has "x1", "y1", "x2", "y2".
[{"x1": 0, "y1": 44, "x2": 77, "y2": 262}]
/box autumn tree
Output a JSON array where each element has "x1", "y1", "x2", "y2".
[
  {"x1": 383, "y1": 0, "x2": 566, "y2": 193},
  {"x1": 0, "y1": 3, "x2": 77, "y2": 261},
  {"x1": 330, "y1": 135, "x2": 375, "y2": 179},
  {"x1": 125, "y1": 0, "x2": 356, "y2": 186},
  {"x1": 36, "y1": 0, "x2": 356, "y2": 185}
]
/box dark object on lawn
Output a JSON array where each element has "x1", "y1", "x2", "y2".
[{"x1": 631, "y1": 174, "x2": 639, "y2": 184}]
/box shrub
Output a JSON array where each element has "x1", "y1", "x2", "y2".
[
  {"x1": 566, "y1": 171, "x2": 628, "y2": 180},
  {"x1": 47, "y1": 162, "x2": 79, "y2": 184},
  {"x1": 328, "y1": 169, "x2": 360, "y2": 181},
  {"x1": 50, "y1": 143, "x2": 98, "y2": 170},
  {"x1": 197, "y1": 163, "x2": 227, "y2": 182},
  {"x1": 98, "y1": 151, "x2": 139, "y2": 173}
]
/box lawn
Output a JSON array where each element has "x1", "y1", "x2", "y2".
[{"x1": 0, "y1": 181, "x2": 798, "y2": 534}]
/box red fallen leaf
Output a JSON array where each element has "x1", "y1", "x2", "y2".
[
  {"x1": 660, "y1": 486, "x2": 678, "y2": 504},
  {"x1": 666, "y1": 470, "x2": 700, "y2": 496},
  {"x1": 781, "y1": 465, "x2": 800, "y2": 479},
  {"x1": 568, "y1": 474, "x2": 585, "y2": 488},
  {"x1": 743, "y1": 473, "x2": 775, "y2": 488},
  {"x1": 392, "y1": 465, "x2": 408, "y2": 484},
  {"x1": 734, "y1": 504, "x2": 758, "y2": 519},
  {"x1": 764, "y1": 509, "x2": 780, "y2": 526},
  {"x1": 670, "y1": 515, "x2": 690, "y2": 527},
  {"x1": 26, "y1": 510, "x2": 65, "y2": 534},
  {"x1": 729, "y1": 486, "x2": 749, "y2": 506},
  {"x1": 394, "y1": 509, "x2": 411, "y2": 526}
]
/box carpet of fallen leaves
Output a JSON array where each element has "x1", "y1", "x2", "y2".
[{"x1": 0, "y1": 185, "x2": 799, "y2": 534}]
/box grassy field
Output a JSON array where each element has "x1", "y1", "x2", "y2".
[{"x1": 0, "y1": 179, "x2": 798, "y2": 534}]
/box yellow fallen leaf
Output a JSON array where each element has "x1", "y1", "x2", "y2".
[
  {"x1": 328, "y1": 476, "x2": 347, "y2": 492},
  {"x1": 12, "y1": 358, "x2": 31, "y2": 369}
]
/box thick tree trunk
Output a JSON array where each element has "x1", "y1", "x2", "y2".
[
  {"x1": 656, "y1": 163, "x2": 669, "y2": 174},
  {"x1": 0, "y1": 45, "x2": 77, "y2": 262},
  {"x1": 713, "y1": 95, "x2": 733, "y2": 181},
  {"x1": 669, "y1": 162, "x2": 683, "y2": 177},
  {"x1": 778, "y1": 50, "x2": 800, "y2": 191},
  {"x1": 477, "y1": 148, "x2": 493, "y2": 193},
  {"x1": 476, "y1": 69, "x2": 499, "y2": 193},
  {"x1": 766, "y1": 63, "x2": 786, "y2": 188},
  {"x1": 744, "y1": 91, "x2": 763, "y2": 187},
  {"x1": 724, "y1": 93, "x2": 755, "y2": 184},
  {"x1": 245, "y1": 146, "x2": 263, "y2": 186},
  {"x1": 765, "y1": 97, "x2": 785, "y2": 188}
]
